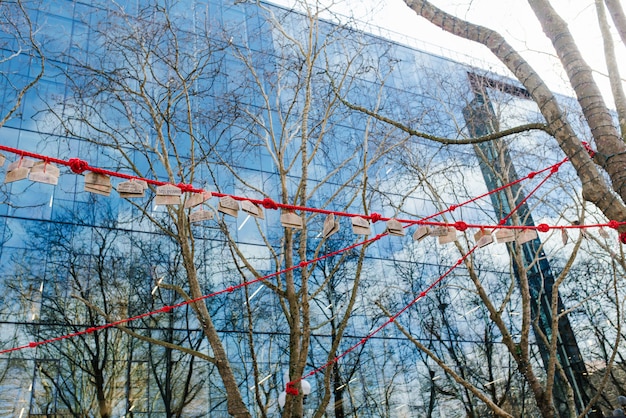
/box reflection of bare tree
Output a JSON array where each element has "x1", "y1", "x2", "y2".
[
  {"x1": 0, "y1": 0, "x2": 44, "y2": 129},
  {"x1": 4, "y1": 199, "x2": 208, "y2": 417}
]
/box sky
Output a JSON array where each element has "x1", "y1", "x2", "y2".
[{"x1": 272, "y1": 0, "x2": 626, "y2": 100}]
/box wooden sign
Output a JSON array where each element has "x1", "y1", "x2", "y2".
[
  {"x1": 117, "y1": 180, "x2": 146, "y2": 198},
  {"x1": 516, "y1": 229, "x2": 537, "y2": 244},
  {"x1": 189, "y1": 209, "x2": 214, "y2": 223},
  {"x1": 323, "y1": 213, "x2": 340, "y2": 238},
  {"x1": 184, "y1": 191, "x2": 212, "y2": 209},
  {"x1": 413, "y1": 225, "x2": 431, "y2": 241},
  {"x1": 217, "y1": 196, "x2": 239, "y2": 217},
  {"x1": 4, "y1": 158, "x2": 35, "y2": 183},
  {"x1": 241, "y1": 200, "x2": 264, "y2": 219},
  {"x1": 155, "y1": 184, "x2": 182, "y2": 205},
  {"x1": 495, "y1": 229, "x2": 515, "y2": 243},
  {"x1": 7, "y1": 158, "x2": 35, "y2": 171},
  {"x1": 29, "y1": 162, "x2": 60, "y2": 185},
  {"x1": 84, "y1": 172, "x2": 112, "y2": 196},
  {"x1": 4, "y1": 166, "x2": 29, "y2": 183},
  {"x1": 438, "y1": 227, "x2": 457, "y2": 244},
  {"x1": 351, "y1": 216, "x2": 371, "y2": 236},
  {"x1": 474, "y1": 229, "x2": 493, "y2": 248},
  {"x1": 430, "y1": 226, "x2": 450, "y2": 237},
  {"x1": 280, "y1": 212, "x2": 303, "y2": 229},
  {"x1": 386, "y1": 218, "x2": 405, "y2": 236}
]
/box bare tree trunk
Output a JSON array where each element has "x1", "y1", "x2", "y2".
[
  {"x1": 177, "y1": 221, "x2": 250, "y2": 418},
  {"x1": 527, "y1": 0, "x2": 626, "y2": 214},
  {"x1": 595, "y1": 0, "x2": 626, "y2": 139},
  {"x1": 604, "y1": 0, "x2": 626, "y2": 46}
]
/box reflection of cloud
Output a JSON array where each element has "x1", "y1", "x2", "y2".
[{"x1": 237, "y1": 243, "x2": 271, "y2": 271}]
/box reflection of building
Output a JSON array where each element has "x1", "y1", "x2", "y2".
[
  {"x1": 463, "y1": 74, "x2": 595, "y2": 418},
  {"x1": 0, "y1": 0, "x2": 600, "y2": 416}
]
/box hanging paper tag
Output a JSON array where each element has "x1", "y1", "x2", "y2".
[
  {"x1": 117, "y1": 180, "x2": 146, "y2": 198},
  {"x1": 438, "y1": 227, "x2": 457, "y2": 244},
  {"x1": 351, "y1": 216, "x2": 371, "y2": 236},
  {"x1": 155, "y1": 184, "x2": 182, "y2": 205},
  {"x1": 29, "y1": 162, "x2": 60, "y2": 185},
  {"x1": 599, "y1": 228, "x2": 609, "y2": 239},
  {"x1": 0, "y1": 153, "x2": 5, "y2": 167},
  {"x1": 561, "y1": 229, "x2": 569, "y2": 245},
  {"x1": 280, "y1": 212, "x2": 303, "y2": 229},
  {"x1": 217, "y1": 196, "x2": 239, "y2": 217},
  {"x1": 385, "y1": 218, "x2": 405, "y2": 236},
  {"x1": 517, "y1": 229, "x2": 537, "y2": 244},
  {"x1": 323, "y1": 213, "x2": 340, "y2": 238},
  {"x1": 189, "y1": 208, "x2": 214, "y2": 223},
  {"x1": 474, "y1": 229, "x2": 493, "y2": 248},
  {"x1": 413, "y1": 225, "x2": 431, "y2": 241},
  {"x1": 184, "y1": 191, "x2": 212, "y2": 209},
  {"x1": 495, "y1": 229, "x2": 515, "y2": 243},
  {"x1": 241, "y1": 200, "x2": 264, "y2": 219},
  {"x1": 84, "y1": 172, "x2": 112, "y2": 196}
]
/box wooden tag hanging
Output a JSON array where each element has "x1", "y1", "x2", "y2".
[
  {"x1": 516, "y1": 229, "x2": 537, "y2": 244},
  {"x1": 413, "y1": 225, "x2": 431, "y2": 241},
  {"x1": 323, "y1": 213, "x2": 340, "y2": 238},
  {"x1": 599, "y1": 228, "x2": 610, "y2": 239},
  {"x1": 29, "y1": 162, "x2": 60, "y2": 185},
  {"x1": 241, "y1": 200, "x2": 264, "y2": 219},
  {"x1": 155, "y1": 184, "x2": 182, "y2": 205},
  {"x1": 474, "y1": 229, "x2": 493, "y2": 248},
  {"x1": 280, "y1": 212, "x2": 303, "y2": 229},
  {"x1": 351, "y1": 216, "x2": 371, "y2": 236},
  {"x1": 7, "y1": 158, "x2": 35, "y2": 171},
  {"x1": 117, "y1": 179, "x2": 147, "y2": 198},
  {"x1": 495, "y1": 229, "x2": 515, "y2": 243},
  {"x1": 438, "y1": 227, "x2": 457, "y2": 244},
  {"x1": 561, "y1": 229, "x2": 569, "y2": 245},
  {"x1": 4, "y1": 158, "x2": 35, "y2": 183},
  {"x1": 217, "y1": 196, "x2": 239, "y2": 217},
  {"x1": 184, "y1": 191, "x2": 212, "y2": 209},
  {"x1": 0, "y1": 153, "x2": 5, "y2": 167},
  {"x1": 189, "y1": 208, "x2": 214, "y2": 223},
  {"x1": 84, "y1": 172, "x2": 112, "y2": 196},
  {"x1": 430, "y1": 226, "x2": 450, "y2": 237},
  {"x1": 5, "y1": 166, "x2": 29, "y2": 183},
  {"x1": 386, "y1": 218, "x2": 405, "y2": 236}
]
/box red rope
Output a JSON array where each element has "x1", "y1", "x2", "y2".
[
  {"x1": 0, "y1": 145, "x2": 621, "y2": 231},
  {"x1": 285, "y1": 244, "x2": 479, "y2": 393},
  {"x1": 1, "y1": 142, "x2": 623, "y2": 392},
  {"x1": 0, "y1": 232, "x2": 388, "y2": 355}
]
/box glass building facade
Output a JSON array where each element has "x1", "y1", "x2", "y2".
[{"x1": 0, "y1": 0, "x2": 611, "y2": 417}]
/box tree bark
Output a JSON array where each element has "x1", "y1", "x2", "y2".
[
  {"x1": 177, "y1": 217, "x2": 251, "y2": 418},
  {"x1": 528, "y1": 0, "x2": 626, "y2": 218},
  {"x1": 604, "y1": 0, "x2": 626, "y2": 46},
  {"x1": 595, "y1": 0, "x2": 626, "y2": 140}
]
